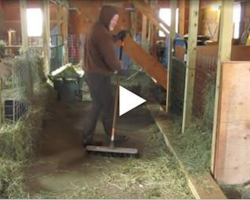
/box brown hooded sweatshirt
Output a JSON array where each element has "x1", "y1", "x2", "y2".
[{"x1": 83, "y1": 5, "x2": 121, "y2": 75}]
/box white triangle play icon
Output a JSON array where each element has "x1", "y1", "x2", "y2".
[{"x1": 119, "y1": 86, "x2": 146, "y2": 116}]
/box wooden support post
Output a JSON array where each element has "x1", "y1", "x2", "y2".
[
  {"x1": 20, "y1": 0, "x2": 28, "y2": 52},
  {"x1": 42, "y1": 0, "x2": 50, "y2": 75},
  {"x1": 20, "y1": 0, "x2": 33, "y2": 100},
  {"x1": 0, "y1": 77, "x2": 2, "y2": 126},
  {"x1": 211, "y1": 0, "x2": 234, "y2": 176},
  {"x1": 147, "y1": 21, "x2": 152, "y2": 43},
  {"x1": 149, "y1": 0, "x2": 157, "y2": 56},
  {"x1": 182, "y1": 0, "x2": 199, "y2": 133},
  {"x1": 130, "y1": 11, "x2": 137, "y2": 36},
  {"x1": 150, "y1": 25, "x2": 157, "y2": 57},
  {"x1": 0, "y1": 0, "x2": 3, "y2": 36},
  {"x1": 57, "y1": 3, "x2": 62, "y2": 35},
  {"x1": 166, "y1": 0, "x2": 177, "y2": 113},
  {"x1": 142, "y1": 14, "x2": 147, "y2": 40},
  {"x1": 179, "y1": 0, "x2": 186, "y2": 35},
  {"x1": 62, "y1": 0, "x2": 69, "y2": 64},
  {"x1": 0, "y1": 0, "x2": 3, "y2": 123}
]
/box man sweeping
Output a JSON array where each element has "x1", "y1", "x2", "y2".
[{"x1": 82, "y1": 5, "x2": 128, "y2": 147}]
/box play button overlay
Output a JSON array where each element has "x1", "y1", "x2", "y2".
[{"x1": 119, "y1": 86, "x2": 146, "y2": 116}]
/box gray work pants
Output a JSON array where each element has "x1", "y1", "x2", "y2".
[{"x1": 83, "y1": 72, "x2": 114, "y2": 143}]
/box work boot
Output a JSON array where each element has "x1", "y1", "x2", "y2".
[{"x1": 82, "y1": 131, "x2": 103, "y2": 147}]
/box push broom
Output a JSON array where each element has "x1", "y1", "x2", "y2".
[{"x1": 85, "y1": 36, "x2": 139, "y2": 157}]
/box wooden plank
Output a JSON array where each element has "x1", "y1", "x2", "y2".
[
  {"x1": 195, "y1": 45, "x2": 250, "y2": 61},
  {"x1": 179, "y1": 0, "x2": 187, "y2": 35},
  {"x1": 147, "y1": 20, "x2": 152, "y2": 42},
  {"x1": 231, "y1": 45, "x2": 250, "y2": 60},
  {"x1": 56, "y1": 3, "x2": 62, "y2": 35},
  {"x1": 0, "y1": 9, "x2": 3, "y2": 36},
  {"x1": 149, "y1": 0, "x2": 157, "y2": 57},
  {"x1": 211, "y1": 0, "x2": 234, "y2": 176},
  {"x1": 132, "y1": 1, "x2": 170, "y2": 37},
  {"x1": 141, "y1": 14, "x2": 147, "y2": 40},
  {"x1": 62, "y1": 0, "x2": 69, "y2": 64},
  {"x1": 182, "y1": 0, "x2": 199, "y2": 133},
  {"x1": 147, "y1": 103, "x2": 227, "y2": 199},
  {"x1": 42, "y1": 0, "x2": 50, "y2": 75},
  {"x1": 130, "y1": 11, "x2": 137, "y2": 35},
  {"x1": 0, "y1": 76, "x2": 2, "y2": 126},
  {"x1": 151, "y1": 25, "x2": 157, "y2": 57},
  {"x1": 123, "y1": 36, "x2": 167, "y2": 89},
  {"x1": 215, "y1": 62, "x2": 250, "y2": 184},
  {"x1": 19, "y1": 0, "x2": 28, "y2": 52},
  {"x1": 166, "y1": 0, "x2": 177, "y2": 113}
]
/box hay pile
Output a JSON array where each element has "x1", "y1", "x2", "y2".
[
  {"x1": 169, "y1": 119, "x2": 212, "y2": 176},
  {"x1": 0, "y1": 53, "x2": 50, "y2": 198},
  {"x1": 202, "y1": 73, "x2": 216, "y2": 130},
  {"x1": 0, "y1": 159, "x2": 27, "y2": 199},
  {"x1": 164, "y1": 72, "x2": 216, "y2": 177},
  {"x1": 0, "y1": 85, "x2": 48, "y2": 198},
  {"x1": 33, "y1": 124, "x2": 193, "y2": 199}
]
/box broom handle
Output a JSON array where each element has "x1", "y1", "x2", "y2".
[
  {"x1": 111, "y1": 38, "x2": 124, "y2": 142},
  {"x1": 111, "y1": 76, "x2": 120, "y2": 142}
]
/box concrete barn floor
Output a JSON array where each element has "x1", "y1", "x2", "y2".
[{"x1": 25, "y1": 99, "x2": 193, "y2": 199}]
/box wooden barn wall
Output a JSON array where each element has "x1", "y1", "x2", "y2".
[
  {"x1": 199, "y1": 7, "x2": 220, "y2": 41},
  {"x1": 69, "y1": 0, "x2": 131, "y2": 36},
  {"x1": 178, "y1": 0, "x2": 189, "y2": 35},
  {"x1": 214, "y1": 61, "x2": 250, "y2": 184},
  {"x1": 0, "y1": 0, "x2": 57, "y2": 43},
  {"x1": 68, "y1": 0, "x2": 190, "y2": 39},
  {"x1": 199, "y1": 0, "x2": 250, "y2": 42}
]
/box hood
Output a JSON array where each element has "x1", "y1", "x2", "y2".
[{"x1": 99, "y1": 5, "x2": 118, "y2": 30}]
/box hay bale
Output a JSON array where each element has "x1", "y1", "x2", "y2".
[
  {"x1": 0, "y1": 159, "x2": 28, "y2": 199},
  {"x1": 0, "y1": 120, "x2": 34, "y2": 162},
  {"x1": 0, "y1": 59, "x2": 12, "y2": 79},
  {"x1": 203, "y1": 73, "x2": 216, "y2": 130},
  {"x1": 242, "y1": 184, "x2": 250, "y2": 199},
  {"x1": 0, "y1": 40, "x2": 6, "y2": 58}
]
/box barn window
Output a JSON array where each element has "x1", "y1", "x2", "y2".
[
  {"x1": 26, "y1": 8, "x2": 43, "y2": 37},
  {"x1": 233, "y1": 3, "x2": 241, "y2": 39},
  {"x1": 158, "y1": 8, "x2": 179, "y2": 37}
]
